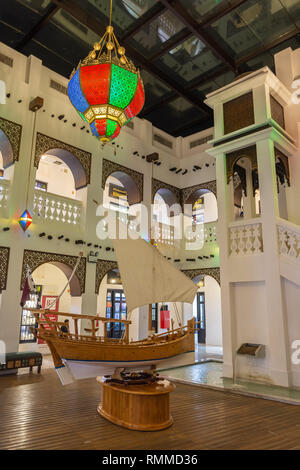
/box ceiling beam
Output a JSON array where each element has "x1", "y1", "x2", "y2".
[
  {"x1": 120, "y1": 3, "x2": 166, "y2": 42},
  {"x1": 16, "y1": 4, "x2": 60, "y2": 51},
  {"x1": 140, "y1": 65, "x2": 229, "y2": 118},
  {"x1": 201, "y1": 0, "x2": 249, "y2": 26},
  {"x1": 149, "y1": 28, "x2": 192, "y2": 62},
  {"x1": 159, "y1": 0, "x2": 237, "y2": 72},
  {"x1": 235, "y1": 27, "x2": 300, "y2": 67},
  {"x1": 51, "y1": 0, "x2": 210, "y2": 115},
  {"x1": 149, "y1": 0, "x2": 250, "y2": 62}
]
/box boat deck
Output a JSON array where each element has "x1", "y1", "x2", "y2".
[{"x1": 1, "y1": 368, "x2": 300, "y2": 450}]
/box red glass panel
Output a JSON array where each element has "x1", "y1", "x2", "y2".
[
  {"x1": 80, "y1": 64, "x2": 110, "y2": 105},
  {"x1": 111, "y1": 123, "x2": 121, "y2": 140},
  {"x1": 95, "y1": 119, "x2": 107, "y2": 137},
  {"x1": 125, "y1": 77, "x2": 145, "y2": 119}
]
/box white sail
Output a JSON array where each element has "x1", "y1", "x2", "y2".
[{"x1": 113, "y1": 235, "x2": 197, "y2": 313}]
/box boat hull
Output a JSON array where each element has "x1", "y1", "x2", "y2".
[{"x1": 63, "y1": 351, "x2": 195, "y2": 380}]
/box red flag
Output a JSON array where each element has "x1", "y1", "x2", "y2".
[{"x1": 20, "y1": 276, "x2": 30, "y2": 307}]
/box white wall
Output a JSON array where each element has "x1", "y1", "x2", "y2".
[{"x1": 231, "y1": 281, "x2": 271, "y2": 383}]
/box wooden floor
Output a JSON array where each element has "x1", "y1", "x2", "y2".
[{"x1": 1, "y1": 369, "x2": 300, "y2": 450}]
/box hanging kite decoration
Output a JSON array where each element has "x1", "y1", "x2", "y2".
[
  {"x1": 18, "y1": 209, "x2": 32, "y2": 232},
  {"x1": 67, "y1": 0, "x2": 145, "y2": 143}
]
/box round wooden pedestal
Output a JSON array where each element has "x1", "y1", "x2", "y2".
[{"x1": 97, "y1": 377, "x2": 176, "y2": 431}]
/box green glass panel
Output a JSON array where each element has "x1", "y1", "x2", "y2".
[
  {"x1": 109, "y1": 64, "x2": 137, "y2": 109},
  {"x1": 106, "y1": 119, "x2": 118, "y2": 137},
  {"x1": 76, "y1": 110, "x2": 87, "y2": 122}
]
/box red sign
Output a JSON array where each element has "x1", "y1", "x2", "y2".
[
  {"x1": 38, "y1": 296, "x2": 59, "y2": 344},
  {"x1": 160, "y1": 309, "x2": 170, "y2": 329}
]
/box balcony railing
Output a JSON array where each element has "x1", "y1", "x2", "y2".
[
  {"x1": 229, "y1": 219, "x2": 263, "y2": 256},
  {"x1": 0, "y1": 178, "x2": 10, "y2": 216},
  {"x1": 33, "y1": 190, "x2": 82, "y2": 225},
  {"x1": 277, "y1": 218, "x2": 300, "y2": 262},
  {"x1": 152, "y1": 221, "x2": 218, "y2": 248}
]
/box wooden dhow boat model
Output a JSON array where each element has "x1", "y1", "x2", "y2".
[{"x1": 30, "y1": 234, "x2": 198, "y2": 385}]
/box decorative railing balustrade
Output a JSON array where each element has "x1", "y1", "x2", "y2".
[
  {"x1": 0, "y1": 178, "x2": 10, "y2": 216},
  {"x1": 152, "y1": 221, "x2": 217, "y2": 248},
  {"x1": 277, "y1": 219, "x2": 300, "y2": 262},
  {"x1": 33, "y1": 190, "x2": 82, "y2": 225},
  {"x1": 229, "y1": 219, "x2": 263, "y2": 256},
  {"x1": 152, "y1": 221, "x2": 175, "y2": 245}
]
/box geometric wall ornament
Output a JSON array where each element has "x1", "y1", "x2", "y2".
[
  {"x1": 270, "y1": 95, "x2": 285, "y2": 130},
  {"x1": 102, "y1": 158, "x2": 143, "y2": 205},
  {"x1": 95, "y1": 259, "x2": 118, "y2": 294},
  {"x1": 226, "y1": 145, "x2": 257, "y2": 184},
  {"x1": 34, "y1": 132, "x2": 92, "y2": 189},
  {"x1": 0, "y1": 246, "x2": 10, "y2": 292},
  {"x1": 182, "y1": 267, "x2": 220, "y2": 286},
  {"x1": 0, "y1": 116, "x2": 22, "y2": 167},
  {"x1": 152, "y1": 178, "x2": 182, "y2": 208},
  {"x1": 223, "y1": 92, "x2": 254, "y2": 135},
  {"x1": 21, "y1": 250, "x2": 86, "y2": 296},
  {"x1": 181, "y1": 180, "x2": 217, "y2": 205}
]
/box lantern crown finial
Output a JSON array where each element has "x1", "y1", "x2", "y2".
[{"x1": 70, "y1": 20, "x2": 136, "y2": 79}]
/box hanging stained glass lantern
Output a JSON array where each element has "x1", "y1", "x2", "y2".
[
  {"x1": 18, "y1": 209, "x2": 32, "y2": 232},
  {"x1": 67, "y1": 2, "x2": 145, "y2": 143}
]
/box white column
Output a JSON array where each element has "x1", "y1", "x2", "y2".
[
  {"x1": 80, "y1": 261, "x2": 98, "y2": 334},
  {"x1": 0, "y1": 244, "x2": 24, "y2": 352},
  {"x1": 216, "y1": 152, "x2": 236, "y2": 379},
  {"x1": 256, "y1": 138, "x2": 291, "y2": 387}
]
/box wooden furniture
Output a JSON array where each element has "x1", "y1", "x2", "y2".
[
  {"x1": 0, "y1": 351, "x2": 42, "y2": 375},
  {"x1": 97, "y1": 376, "x2": 176, "y2": 431}
]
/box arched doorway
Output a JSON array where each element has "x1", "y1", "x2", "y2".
[
  {"x1": 98, "y1": 268, "x2": 132, "y2": 340},
  {"x1": 232, "y1": 156, "x2": 259, "y2": 221},
  {"x1": 19, "y1": 261, "x2": 82, "y2": 354},
  {"x1": 185, "y1": 188, "x2": 218, "y2": 224},
  {"x1": 152, "y1": 188, "x2": 181, "y2": 256},
  {"x1": 33, "y1": 153, "x2": 85, "y2": 225},
  {"x1": 190, "y1": 275, "x2": 223, "y2": 360},
  {"x1": 103, "y1": 171, "x2": 141, "y2": 209},
  {"x1": 35, "y1": 154, "x2": 77, "y2": 199}
]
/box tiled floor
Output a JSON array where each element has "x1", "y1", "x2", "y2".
[{"x1": 163, "y1": 362, "x2": 300, "y2": 406}]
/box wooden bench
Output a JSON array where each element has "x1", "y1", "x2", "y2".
[{"x1": 0, "y1": 352, "x2": 42, "y2": 375}]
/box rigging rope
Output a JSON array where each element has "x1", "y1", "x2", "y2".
[{"x1": 45, "y1": 253, "x2": 83, "y2": 310}]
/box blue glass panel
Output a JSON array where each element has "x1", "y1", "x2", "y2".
[
  {"x1": 90, "y1": 121, "x2": 99, "y2": 137},
  {"x1": 67, "y1": 69, "x2": 89, "y2": 112}
]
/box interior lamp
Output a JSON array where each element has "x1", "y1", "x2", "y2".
[{"x1": 67, "y1": 0, "x2": 145, "y2": 143}]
